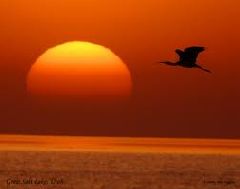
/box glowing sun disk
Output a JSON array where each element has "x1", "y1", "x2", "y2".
[{"x1": 27, "y1": 41, "x2": 132, "y2": 96}]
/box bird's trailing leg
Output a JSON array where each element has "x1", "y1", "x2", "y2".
[{"x1": 195, "y1": 64, "x2": 211, "y2": 73}]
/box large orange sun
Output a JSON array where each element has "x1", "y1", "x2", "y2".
[{"x1": 27, "y1": 41, "x2": 132, "y2": 97}]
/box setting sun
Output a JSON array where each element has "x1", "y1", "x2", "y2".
[{"x1": 27, "y1": 41, "x2": 132, "y2": 97}]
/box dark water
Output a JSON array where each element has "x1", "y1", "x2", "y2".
[{"x1": 0, "y1": 151, "x2": 239, "y2": 189}]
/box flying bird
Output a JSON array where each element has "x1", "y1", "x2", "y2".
[{"x1": 158, "y1": 46, "x2": 211, "y2": 73}]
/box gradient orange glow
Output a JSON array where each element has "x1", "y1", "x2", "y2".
[
  {"x1": 27, "y1": 41, "x2": 132, "y2": 96},
  {"x1": 1, "y1": 135, "x2": 240, "y2": 154},
  {"x1": 1, "y1": 0, "x2": 240, "y2": 137}
]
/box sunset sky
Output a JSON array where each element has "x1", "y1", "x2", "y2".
[{"x1": 1, "y1": 0, "x2": 240, "y2": 138}]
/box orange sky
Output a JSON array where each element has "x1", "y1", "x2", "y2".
[{"x1": 1, "y1": 0, "x2": 240, "y2": 138}]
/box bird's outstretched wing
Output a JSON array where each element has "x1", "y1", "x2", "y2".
[
  {"x1": 184, "y1": 46, "x2": 205, "y2": 57},
  {"x1": 175, "y1": 49, "x2": 185, "y2": 62},
  {"x1": 175, "y1": 49, "x2": 184, "y2": 57},
  {"x1": 176, "y1": 46, "x2": 205, "y2": 66}
]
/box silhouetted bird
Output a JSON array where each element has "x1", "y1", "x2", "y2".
[{"x1": 159, "y1": 46, "x2": 211, "y2": 73}]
